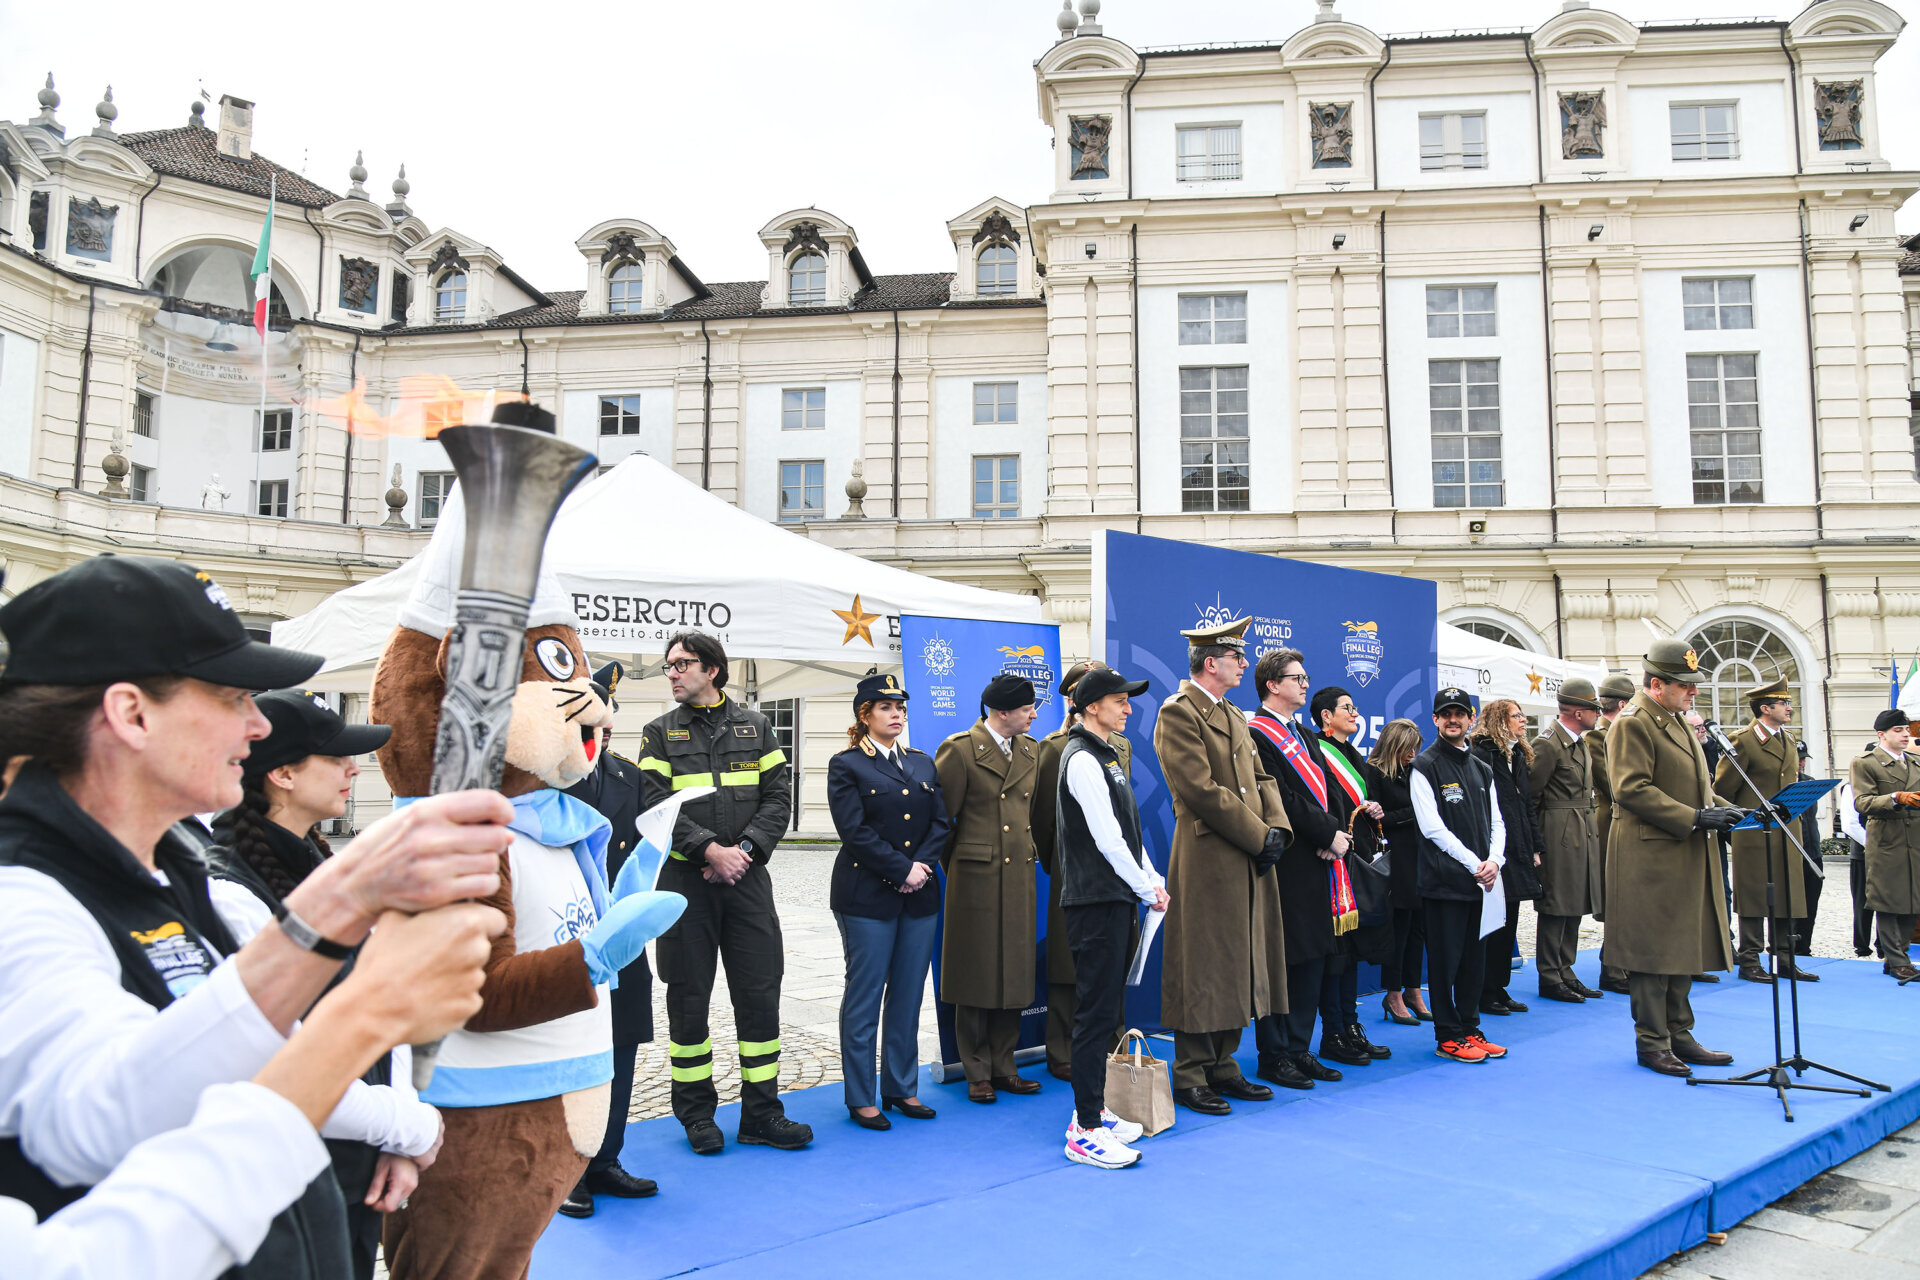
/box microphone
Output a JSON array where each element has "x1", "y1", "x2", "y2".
[{"x1": 1702, "y1": 718, "x2": 1738, "y2": 757}]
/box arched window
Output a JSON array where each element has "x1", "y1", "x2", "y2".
[
  {"x1": 976, "y1": 244, "x2": 1017, "y2": 296},
  {"x1": 1458, "y1": 620, "x2": 1528, "y2": 649},
  {"x1": 789, "y1": 253, "x2": 825, "y2": 306},
  {"x1": 434, "y1": 270, "x2": 466, "y2": 321},
  {"x1": 608, "y1": 261, "x2": 643, "y2": 313},
  {"x1": 1685, "y1": 618, "x2": 1803, "y2": 731}
]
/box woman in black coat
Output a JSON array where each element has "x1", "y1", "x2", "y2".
[
  {"x1": 1470, "y1": 699, "x2": 1545, "y2": 1017},
  {"x1": 1368, "y1": 719, "x2": 1430, "y2": 1025}
]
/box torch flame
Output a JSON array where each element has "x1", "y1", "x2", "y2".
[{"x1": 309, "y1": 376, "x2": 529, "y2": 439}]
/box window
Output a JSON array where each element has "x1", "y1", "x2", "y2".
[
  {"x1": 418, "y1": 471, "x2": 454, "y2": 527},
  {"x1": 1458, "y1": 620, "x2": 1529, "y2": 650},
  {"x1": 1682, "y1": 278, "x2": 1753, "y2": 331},
  {"x1": 1670, "y1": 103, "x2": 1738, "y2": 161},
  {"x1": 1687, "y1": 353, "x2": 1762, "y2": 504},
  {"x1": 1178, "y1": 294, "x2": 1248, "y2": 345},
  {"x1": 133, "y1": 392, "x2": 155, "y2": 438},
  {"x1": 1419, "y1": 113, "x2": 1487, "y2": 171},
  {"x1": 129, "y1": 464, "x2": 153, "y2": 503},
  {"x1": 1426, "y1": 286, "x2": 1497, "y2": 338},
  {"x1": 1686, "y1": 619, "x2": 1801, "y2": 732},
  {"x1": 755, "y1": 697, "x2": 803, "y2": 830},
  {"x1": 422, "y1": 398, "x2": 462, "y2": 436},
  {"x1": 258, "y1": 409, "x2": 292, "y2": 452},
  {"x1": 1179, "y1": 366, "x2": 1250, "y2": 513},
  {"x1": 608, "y1": 262, "x2": 643, "y2": 313},
  {"x1": 976, "y1": 244, "x2": 1017, "y2": 296},
  {"x1": 789, "y1": 253, "x2": 825, "y2": 306},
  {"x1": 1176, "y1": 125, "x2": 1242, "y2": 182},
  {"x1": 1429, "y1": 359, "x2": 1503, "y2": 508},
  {"x1": 972, "y1": 455, "x2": 1020, "y2": 518},
  {"x1": 782, "y1": 388, "x2": 825, "y2": 430},
  {"x1": 434, "y1": 270, "x2": 466, "y2": 321},
  {"x1": 972, "y1": 382, "x2": 1017, "y2": 425},
  {"x1": 256, "y1": 479, "x2": 289, "y2": 518},
  {"x1": 779, "y1": 460, "x2": 825, "y2": 522},
  {"x1": 599, "y1": 395, "x2": 641, "y2": 436}
]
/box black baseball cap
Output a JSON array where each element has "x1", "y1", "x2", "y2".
[
  {"x1": 0, "y1": 555, "x2": 323, "y2": 691},
  {"x1": 1434, "y1": 687, "x2": 1475, "y2": 714},
  {"x1": 1072, "y1": 666, "x2": 1148, "y2": 711},
  {"x1": 247, "y1": 689, "x2": 392, "y2": 776}
]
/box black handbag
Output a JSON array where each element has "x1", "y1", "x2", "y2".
[{"x1": 1343, "y1": 809, "x2": 1392, "y2": 929}]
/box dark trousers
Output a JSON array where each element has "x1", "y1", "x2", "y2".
[
  {"x1": 1172, "y1": 1029, "x2": 1246, "y2": 1091},
  {"x1": 588, "y1": 1040, "x2": 639, "y2": 1174},
  {"x1": 954, "y1": 1005, "x2": 1023, "y2": 1084},
  {"x1": 1423, "y1": 897, "x2": 1485, "y2": 1044},
  {"x1": 1628, "y1": 972, "x2": 1697, "y2": 1054},
  {"x1": 1850, "y1": 850, "x2": 1873, "y2": 956},
  {"x1": 836, "y1": 910, "x2": 937, "y2": 1109},
  {"x1": 1318, "y1": 955, "x2": 1357, "y2": 1031},
  {"x1": 1535, "y1": 913, "x2": 1582, "y2": 989},
  {"x1": 1256, "y1": 954, "x2": 1333, "y2": 1061},
  {"x1": 1875, "y1": 912, "x2": 1918, "y2": 968},
  {"x1": 1382, "y1": 906, "x2": 1425, "y2": 991},
  {"x1": 1481, "y1": 909, "x2": 1520, "y2": 999},
  {"x1": 656, "y1": 859, "x2": 787, "y2": 1127},
  {"x1": 1065, "y1": 900, "x2": 1133, "y2": 1129},
  {"x1": 1046, "y1": 983, "x2": 1076, "y2": 1074}
]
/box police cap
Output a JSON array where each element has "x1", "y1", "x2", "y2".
[
  {"x1": 1747, "y1": 677, "x2": 1789, "y2": 703},
  {"x1": 854, "y1": 672, "x2": 909, "y2": 709}
]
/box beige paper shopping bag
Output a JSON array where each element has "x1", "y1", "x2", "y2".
[{"x1": 1105, "y1": 1028, "x2": 1176, "y2": 1136}]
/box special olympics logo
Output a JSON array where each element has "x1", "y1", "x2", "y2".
[
  {"x1": 1342, "y1": 620, "x2": 1385, "y2": 688},
  {"x1": 1193, "y1": 595, "x2": 1240, "y2": 631},
  {"x1": 922, "y1": 634, "x2": 956, "y2": 679}
]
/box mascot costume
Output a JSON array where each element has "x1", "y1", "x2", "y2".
[{"x1": 373, "y1": 486, "x2": 684, "y2": 1280}]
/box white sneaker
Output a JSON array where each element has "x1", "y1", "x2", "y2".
[
  {"x1": 1100, "y1": 1108, "x2": 1145, "y2": 1144},
  {"x1": 1065, "y1": 1119, "x2": 1141, "y2": 1169}
]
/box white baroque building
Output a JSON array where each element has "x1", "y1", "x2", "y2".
[{"x1": 1, "y1": 0, "x2": 1917, "y2": 831}]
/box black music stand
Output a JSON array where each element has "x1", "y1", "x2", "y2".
[{"x1": 1689, "y1": 775, "x2": 1889, "y2": 1120}]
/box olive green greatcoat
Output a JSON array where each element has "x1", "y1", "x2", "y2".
[
  {"x1": 1153, "y1": 681, "x2": 1291, "y2": 1032},
  {"x1": 1713, "y1": 724, "x2": 1810, "y2": 918},
  {"x1": 1852, "y1": 749, "x2": 1920, "y2": 914},
  {"x1": 1605, "y1": 691, "x2": 1735, "y2": 975},
  {"x1": 1033, "y1": 724, "x2": 1132, "y2": 986},
  {"x1": 1586, "y1": 720, "x2": 1614, "y2": 923},
  {"x1": 1529, "y1": 721, "x2": 1602, "y2": 917},
  {"x1": 934, "y1": 721, "x2": 1039, "y2": 1010}
]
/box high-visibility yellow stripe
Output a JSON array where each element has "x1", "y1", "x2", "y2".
[
  {"x1": 668, "y1": 1039, "x2": 712, "y2": 1058},
  {"x1": 637, "y1": 757, "x2": 672, "y2": 776},
  {"x1": 671, "y1": 773, "x2": 715, "y2": 790},
  {"x1": 718, "y1": 772, "x2": 759, "y2": 787},
  {"x1": 758, "y1": 749, "x2": 787, "y2": 770},
  {"x1": 738, "y1": 1038, "x2": 781, "y2": 1057},
  {"x1": 739, "y1": 1062, "x2": 780, "y2": 1082},
  {"x1": 672, "y1": 1063, "x2": 715, "y2": 1082},
  {"x1": 668, "y1": 849, "x2": 690, "y2": 861}
]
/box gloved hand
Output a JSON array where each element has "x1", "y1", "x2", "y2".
[
  {"x1": 1692, "y1": 807, "x2": 1746, "y2": 833},
  {"x1": 1253, "y1": 827, "x2": 1288, "y2": 876},
  {"x1": 1895, "y1": 791, "x2": 1920, "y2": 810},
  {"x1": 581, "y1": 891, "x2": 686, "y2": 986}
]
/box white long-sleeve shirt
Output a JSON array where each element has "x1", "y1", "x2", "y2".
[
  {"x1": 1838, "y1": 782, "x2": 1867, "y2": 846},
  {"x1": 0, "y1": 1081, "x2": 330, "y2": 1280},
  {"x1": 1064, "y1": 749, "x2": 1164, "y2": 904},
  {"x1": 1409, "y1": 746, "x2": 1506, "y2": 875}
]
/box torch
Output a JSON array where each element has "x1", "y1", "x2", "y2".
[{"x1": 410, "y1": 399, "x2": 596, "y2": 1089}]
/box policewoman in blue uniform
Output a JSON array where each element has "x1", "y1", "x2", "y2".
[{"x1": 828, "y1": 674, "x2": 952, "y2": 1130}]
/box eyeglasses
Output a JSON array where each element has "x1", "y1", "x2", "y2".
[
  {"x1": 1281, "y1": 673, "x2": 1310, "y2": 686},
  {"x1": 662, "y1": 658, "x2": 702, "y2": 674}
]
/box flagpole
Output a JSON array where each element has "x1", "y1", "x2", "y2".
[{"x1": 254, "y1": 175, "x2": 274, "y2": 516}]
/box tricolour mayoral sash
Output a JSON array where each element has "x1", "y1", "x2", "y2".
[
  {"x1": 1320, "y1": 739, "x2": 1369, "y2": 809},
  {"x1": 1250, "y1": 713, "x2": 1357, "y2": 934}
]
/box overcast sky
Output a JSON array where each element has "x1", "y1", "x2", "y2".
[{"x1": 6, "y1": 0, "x2": 1914, "y2": 291}]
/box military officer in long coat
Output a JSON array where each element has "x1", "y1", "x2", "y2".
[
  {"x1": 935, "y1": 673, "x2": 1043, "y2": 1103},
  {"x1": 1608, "y1": 640, "x2": 1745, "y2": 1077},
  {"x1": 1529, "y1": 676, "x2": 1603, "y2": 1003},
  {"x1": 1153, "y1": 617, "x2": 1291, "y2": 1116},
  {"x1": 1590, "y1": 672, "x2": 1635, "y2": 994},
  {"x1": 1713, "y1": 678, "x2": 1816, "y2": 984},
  {"x1": 1852, "y1": 710, "x2": 1920, "y2": 981}
]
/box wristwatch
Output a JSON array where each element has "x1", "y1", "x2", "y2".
[
  {"x1": 738, "y1": 837, "x2": 756, "y2": 857},
  {"x1": 271, "y1": 899, "x2": 355, "y2": 960}
]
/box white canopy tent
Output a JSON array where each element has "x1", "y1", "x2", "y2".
[{"x1": 1437, "y1": 622, "x2": 1610, "y2": 712}]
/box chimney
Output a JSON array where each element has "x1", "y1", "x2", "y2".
[{"x1": 217, "y1": 94, "x2": 254, "y2": 160}]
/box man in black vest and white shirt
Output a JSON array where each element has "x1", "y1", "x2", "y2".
[
  {"x1": 1055, "y1": 667, "x2": 1166, "y2": 1170},
  {"x1": 1412, "y1": 687, "x2": 1508, "y2": 1064}
]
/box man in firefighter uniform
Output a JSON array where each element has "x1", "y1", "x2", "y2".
[
  {"x1": 639, "y1": 632, "x2": 812, "y2": 1154},
  {"x1": 1714, "y1": 678, "x2": 1817, "y2": 984}
]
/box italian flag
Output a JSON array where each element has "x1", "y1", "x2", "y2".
[{"x1": 249, "y1": 178, "x2": 275, "y2": 339}]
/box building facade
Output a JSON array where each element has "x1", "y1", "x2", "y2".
[{"x1": 1, "y1": 0, "x2": 1916, "y2": 830}]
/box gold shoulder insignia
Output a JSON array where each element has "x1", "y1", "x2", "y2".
[{"x1": 860, "y1": 738, "x2": 877, "y2": 757}]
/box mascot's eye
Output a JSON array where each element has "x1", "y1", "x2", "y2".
[{"x1": 534, "y1": 637, "x2": 577, "y2": 681}]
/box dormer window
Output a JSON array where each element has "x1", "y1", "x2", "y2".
[
  {"x1": 976, "y1": 245, "x2": 1017, "y2": 296},
  {"x1": 608, "y1": 261, "x2": 644, "y2": 313},
  {"x1": 789, "y1": 253, "x2": 825, "y2": 306},
  {"x1": 434, "y1": 270, "x2": 466, "y2": 321}
]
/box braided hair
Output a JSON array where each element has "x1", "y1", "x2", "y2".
[{"x1": 213, "y1": 769, "x2": 332, "y2": 902}]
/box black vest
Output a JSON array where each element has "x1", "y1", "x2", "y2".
[
  {"x1": 1055, "y1": 726, "x2": 1147, "y2": 907},
  {"x1": 0, "y1": 765, "x2": 349, "y2": 1280},
  {"x1": 1411, "y1": 742, "x2": 1496, "y2": 902}
]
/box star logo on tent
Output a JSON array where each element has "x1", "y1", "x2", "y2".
[
  {"x1": 835, "y1": 595, "x2": 881, "y2": 646},
  {"x1": 1527, "y1": 670, "x2": 1543, "y2": 695}
]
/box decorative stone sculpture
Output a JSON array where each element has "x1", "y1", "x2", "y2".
[
  {"x1": 100, "y1": 442, "x2": 129, "y2": 499},
  {"x1": 1309, "y1": 102, "x2": 1353, "y2": 168},
  {"x1": 426, "y1": 240, "x2": 469, "y2": 278},
  {"x1": 971, "y1": 211, "x2": 1021, "y2": 247},
  {"x1": 843, "y1": 458, "x2": 867, "y2": 520},
  {"x1": 783, "y1": 221, "x2": 829, "y2": 259},
  {"x1": 384, "y1": 464, "x2": 409, "y2": 527},
  {"x1": 339, "y1": 256, "x2": 378, "y2": 312},
  {"x1": 601, "y1": 230, "x2": 643, "y2": 266},
  {"x1": 1814, "y1": 80, "x2": 1864, "y2": 150},
  {"x1": 346, "y1": 150, "x2": 370, "y2": 201},
  {"x1": 201, "y1": 471, "x2": 231, "y2": 511},
  {"x1": 1559, "y1": 90, "x2": 1606, "y2": 159},
  {"x1": 1069, "y1": 115, "x2": 1112, "y2": 180},
  {"x1": 66, "y1": 196, "x2": 117, "y2": 260},
  {"x1": 92, "y1": 86, "x2": 117, "y2": 139}
]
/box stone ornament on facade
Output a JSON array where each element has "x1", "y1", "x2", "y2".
[
  {"x1": 426, "y1": 240, "x2": 470, "y2": 278},
  {"x1": 843, "y1": 457, "x2": 867, "y2": 519},
  {"x1": 600, "y1": 230, "x2": 643, "y2": 266},
  {"x1": 66, "y1": 195, "x2": 117, "y2": 259},
  {"x1": 384, "y1": 464, "x2": 409, "y2": 527},
  {"x1": 1069, "y1": 115, "x2": 1111, "y2": 179},
  {"x1": 970, "y1": 211, "x2": 1021, "y2": 248},
  {"x1": 200, "y1": 471, "x2": 231, "y2": 511},
  {"x1": 1309, "y1": 102, "x2": 1353, "y2": 168},
  {"x1": 339, "y1": 256, "x2": 378, "y2": 313},
  {"x1": 100, "y1": 442, "x2": 129, "y2": 498},
  {"x1": 783, "y1": 221, "x2": 829, "y2": 259},
  {"x1": 1559, "y1": 90, "x2": 1606, "y2": 159},
  {"x1": 1813, "y1": 80, "x2": 1864, "y2": 149}
]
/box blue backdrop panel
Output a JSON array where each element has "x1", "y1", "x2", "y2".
[
  {"x1": 900, "y1": 614, "x2": 1062, "y2": 1071},
  {"x1": 1100, "y1": 531, "x2": 1438, "y2": 1033}
]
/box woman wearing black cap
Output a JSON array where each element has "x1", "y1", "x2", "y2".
[
  {"x1": 827, "y1": 675, "x2": 951, "y2": 1129},
  {"x1": 0, "y1": 555, "x2": 513, "y2": 1279}
]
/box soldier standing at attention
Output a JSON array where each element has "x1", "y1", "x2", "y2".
[
  {"x1": 1715, "y1": 679, "x2": 1817, "y2": 985},
  {"x1": 1154, "y1": 617, "x2": 1290, "y2": 1116},
  {"x1": 1607, "y1": 640, "x2": 1744, "y2": 1078},
  {"x1": 935, "y1": 674, "x2": 1043, "y2": 1103},
  {"x1": 1529, "y1": 677, "x2": 1604, "y2": 1004},
  {"x1": 1851, "y1": 710, "x2": 1920, "y2": 982},
  {"x1": 1590, "y1": 672, "x2": 1637, "y2": 995}
]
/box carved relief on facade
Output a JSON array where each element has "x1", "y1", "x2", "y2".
[
  {"x1": 783, "y1": 221, "x2": 828, "y2": 259},
  {"x1": 66, "y1": 195, "x2": 117, "y2": 260},
  {"x1": 600, "y1": 230, "x2": 643, "y2": 266},
  {"x1": 1308, "y1": 102, "x2": 1352, "y2": 168},
  {"x1": 426, "y1": 241, "x2": 470, "y2": 278},
  {"x1": 970, "y1": 211, "x2": 1021, "y2": 248},
  {"x1": 338, "y1": 256, "x2": 378, "y2": 313},
  {"x1": 1069, "y1": 115, "x2": 1112, "y2": 179},
  {"x1": 1813, "y1": 80, "x2": 1864, "y2": 150},
  {"x1": 1558, "y1": 90, "x2": 1606, "y2": 159}
]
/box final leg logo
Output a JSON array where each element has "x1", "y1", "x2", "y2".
[
  {"x1": 1342, "y1": 620, "x2": 1385, "y2": 688},
  {"x1": 996, "y1": 645, "x2": 1056, "y2": 708}
]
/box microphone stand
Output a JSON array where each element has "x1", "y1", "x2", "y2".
[{"x1": 1686, "y1": 722, "x2": 1887, "y2": 1121}]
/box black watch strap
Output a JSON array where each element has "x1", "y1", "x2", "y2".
[{"x1": 271, "y1": 899, "x2": 355, "y2": 960}]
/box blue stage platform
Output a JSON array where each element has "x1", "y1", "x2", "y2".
[{"x1": 533, "y1": 954, "x2": 1920, "y2": 1280}]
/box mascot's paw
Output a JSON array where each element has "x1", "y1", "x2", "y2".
[{"x1": 581, "y1": 892, "x2": 687, "y2": 985}]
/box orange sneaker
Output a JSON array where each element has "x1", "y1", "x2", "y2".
[
  {"x1": 1467, "y1": 1033, "x2": 1507, "y2": 1059},
  {"x1": 1435, "y1": 1039, "x2": 1487, "y2": 1063}
]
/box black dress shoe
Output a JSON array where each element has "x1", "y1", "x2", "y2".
[
  {"x1": 967, "y1": 1081, "x2": 997, "y2": 1104},
  {"x1": 1637, "y1": 1050, "x2": 1693, "y2": 1078},
  {"x1": 1046, "y1": 1062, "x2": 1073, "y2": 1081},
  {"x1": 1737, "y1": 964, "x2": 1775, "y2": 984},
  {"x1": 685, "y1": 1119, "x2": 725, "y2": 1155},
  {"x1": 1672, "y1": 1042, "x2": 1734, "y2": 1067},
  {"x1": 1568, "y1": 980, "x2": 1603, "y2": 999},
  {"x1": 1599, "y1": 974, "x2": 1631, "y2": 995},
  {"x1": 737, "y1": 1116, "x2": 814, "y2": 1150},
  {"x1": 557, "y1": 1179, "x2": 593, "y2": 1219},
  {"x1": 1211, "y1": 1074, "x2": 1273, "y2": 1102},
  {"x1": 1174, "y1": 1085, "x2": 1232, "y2": 1115},
  {"x1": 1293, "y1": 1052, "x2": 1343, "y2": 1083},
  {"x1": 1477, "y1": 997, "x2": 1512, "y2": 1016},
  {"x1": 1318, "y1": 1032, "x2": 1372, "y2": 1066},
  {"x1": 882, "y1": 1096, "x2": 936, "y2": 1119},
  {"x1": 584, "y1": 1165, "x2": 658, "y2": 1198},
  {"x1": 1500, "y1": 996, "x2": 1530, "y2": 1013},
  {"x1": 848, "y1": 1107, "x2": 891, "y2": 1131},
  {"x1": 1692, "y1": 972, "x2": 1720, "y2": 983},
  {"x1": 1781, "y1": 964, "x2": 1820, "y2": 982},
  {"x1": 1347, "y1": 1022, "x2": 1391, "y2": 1060},
  {"x1": 991, "y1": 1074, "x2": 1042, "y2": 1095},
  {"x1": 1256, "y1": 1058, "x2": 1314, "y2": 1090},
  {"x1": 1538, "y1": 983, "x2": 1585, "y2": 1003}
]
